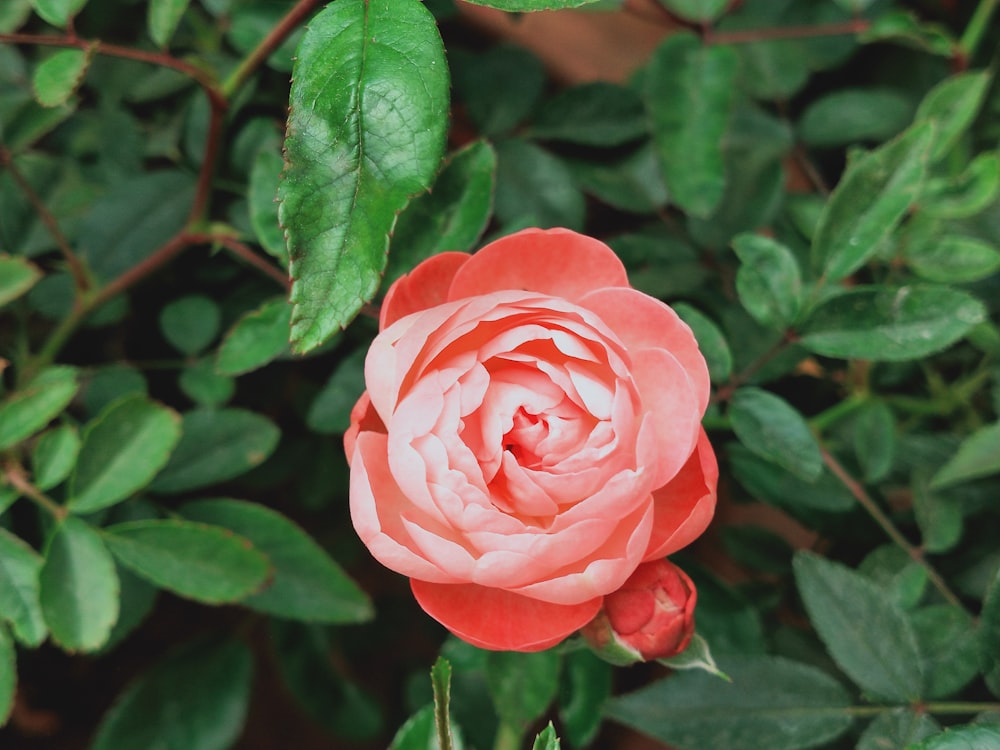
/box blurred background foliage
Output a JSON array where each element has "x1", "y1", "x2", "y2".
[{"x1": 1, "y1": 0, "x2": 999, "y2": 748}]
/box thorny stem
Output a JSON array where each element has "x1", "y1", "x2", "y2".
[
  {"x1": 221, "y1": 0, "x2": 321, "y2": 98},
  {"x1": 0, "y1": 146, "x2": 89, "y2": 293},
  {"x1": 1, "y1": 461, "x2": 67, "y2": 521},
  {"x1": 820, "y1": 447, "x2": 965, "y2": 611}
]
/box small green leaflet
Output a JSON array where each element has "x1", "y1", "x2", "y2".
[
  {"x1": 0, "y1": 254, "x2": 42, "y2": 308},
  {"x1": 0, "y1": 623, "x2": 14, "y2": 727},
  {"x1": 32, "y1": 48, "x2": 90, "y2": 107},
  {"x1": 280, "y1": 0, "x2": 449, "y2": 352},
  {"x1": 30, "y1": 0, "x2": 88, "y2": 27},
  {"x1": 0, "y1": 528, "x2": 47, "y2": 646},
  {"x1": 147, "y1": 0, "x2": 192, "y2": 47},
  {"x1": 729, "y1": 387, "x2": 822, "y2": 482},
  {"x1": 930, "y1": 422, "x2": 1000, "y2": 488},
  {"x1": 0, "y1": 366, "x2": 79, "y2": 451}
]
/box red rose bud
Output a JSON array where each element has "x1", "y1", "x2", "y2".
[{"x1": 582, "y1": 559, "x2": 696, "y2": 665}]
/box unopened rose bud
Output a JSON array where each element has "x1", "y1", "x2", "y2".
[{"x1": 582, "y1": 559, "x2": 696, "y2": 665}]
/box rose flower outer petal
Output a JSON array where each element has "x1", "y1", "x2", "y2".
[
  {"x1": 411, "y1": 579, "x2": 603, "y2": 652},
  {"x1": 381, "y1": 251, "x2": 471, "y2": 330},
  {"x1": 448, "y1": 228, "x2": 629, "y2": 304},
  {"x1": 643, "y1": 429, "x2": 718, "y2": 561}
]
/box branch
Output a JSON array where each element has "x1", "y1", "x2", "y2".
[
  {"x1": 820, "y1": 447, "x2": 965, "y2": 610},
  {"x1": 705, "y1": 18, "x2": 871, "y2": 45},
  {"x1": 0, "y1": 146, "x2": 90, "y2": 292},
  {"x1": 1, "y1": 461, "x2": 67, "y2": 520},
  {"x1": 213, "y1": 235, "x2": 289, "y2": 290}
]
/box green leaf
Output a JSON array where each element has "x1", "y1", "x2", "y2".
[
  {"x1": 39, "y1": 516, "x2": 119, "y2": 652},
  {"x1": 103, "y1": 519, "x2": 270, "y2": 603},
  {"x1": 912, "y1": 726, "x2": 1000, "y2": 750},
  {"x1": 728, "y1": 444, "x2": 854, "y2": 513},
  {"x1": 644, "y1": 33, "x2": 737, "y2": 218},
  {"x1": 0, "y1": 254, "x2": 42, "y2": 308},
  {"x1": 0, "y1": 0, "x2": 31, "y2": 34},
  {"x1": 225, "y1": 0, "x2": 301, "y2": 73},
  {"x1": 458, "y1": 0, "x2": 602, "y2": 15},
  {"x1": 269, "y1": 620, "x2": 384, "y2": 740},
  {"x1": 915, "y1": 71, "x2": 992, "y2": 163},
  {"x1": 923, "y1": 153, "x2": 1000, "y2": 219},
  {"x1": 91, "y1": 639, "x2": 252, "y2": 750},
  {"x1": 800, "y1": 285, "x2": 986, "y2": 362},
  {"x1": 30, "y1": 0, "x2": 88, "y2": 27},
  {"x1": 148, "y1": 0, "x2": 191, "y2": 47},
  {"x1": 77, "y1": 170, "x2": 195, "y2": 281},
  {"x1": 180, "y1": 498, "x2": 372, "y2": 623},
  {"x1": 732, "y1": 234, "x2": 802, "y2": 329},
  {"x1": 980, "y1": 567, "x2": 1000, "y2": 698},
  {"x1": 797, "y1": 88, "x2": 913, "y2": 147},
  {"x1": 279, "y1": 0, "x2": 449, "y2": 352},
  {"x1": 911, "y1": 605, "x2": 979, "y2": 699},
  {"x1": 149, "y1": 408, "x2": 280, "y2": 493},
  {"x1": 527, "y1": 82, "x2": 647, "y2": 146},
  {"x1": 851, "y1": 400, "x2": 895, "y2": 483},
  {"x1": 486, "y1": 649, "x2": 561, "y2": 730},
  {"x1": 729, "y1": 388, "x2": 822, "y2": 482},
  {"x1": 0, "y1": 528, "x2": 46, "y2": 646},
  {"x1": 532, "y1": 723, "x2": 561, "y2": 750},
  {"x1": 31, "y1": 423, "x2": 80, "y2": 491},
  {"x1": 931, "y1": 422, "x2": 1000, "y2": 489},
  {"x1": 388, "y1": 704, "x2": 466, "y2": 750},
  {"x1": 857, "y1": 709, "x2": 938, "y2": 750},
  {"x1": 452, "y1": 45, "x2": 545, "y2": 137},
  {"x1": 67, "y1": 395, "x2": 181, "y2": 513},
  {"x1": 657, "y1": 0, "x2": 728, "y2": 23},
  {"x1": 859, "y1": 545, "x2": 927, "y2": 611},
  {"x1": 494, "y1": 139, "x2": 584, "y2": 230},
  {"x1": 32, "y1": 48, "x2": 89, "y2": 108},
  {"x1": 686, "y1": 567, "x2": 766, "y2": 656},
  {"x1": 812, "y1": 122, "x2": 933, "y2": 282},
  {"x1": 859, "y1": 10, "x2": 957, "y2": 57},
  {"x1": 159, "y1": 295, "x2": 222, "y2": 356},
  {"x1": 673, "y1": 303, "x2": 732, "y2": 384},
  {"x1": 793, "y1": 552, "x2": 923, "y2": 701},
  {"x1": 247, "y1": 148, "x2": 288, "y2": 264},
  {"x1": 0, "y1": 365, "x2": 78, "y2": 451},
  {"x1": 178, "y1": 359, "x2": 235, "y2": 407},
  {"x1": 82, "y1": 365, "x2": 147, "y2": 416},
  {"x1": 721, "y1": 526, "x2": 793, "y2": 576},
  {"x1": 913, "y1": 473, "x2": 962, "y2": 554},
  {"x1": 0, "y1": 623, "x2": 14, "y2": 727},
  {"x1": 214, "y1": 297, "x2": 291, "y2": 376},
  {"x1": 605, "y1": 655, "x2": 854, "y2": 750},
  {"x1": 102, "y1": 564, "x2": 157, "y2": 652},
  {"x1": 386, "y1": 140, "x2": 497, "y2": 285},
  {"x1": 565, "y1": 142, "x2": 669, "y2": 215},
  {"x1": 559, "y1": 650, "x2": 611, "y2": 748},
  {"x1": 904, "y1": 232, "x2": 1000, "y2": 284}
]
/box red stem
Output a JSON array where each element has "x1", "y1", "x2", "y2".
[{"x1": 214, "y1": 235, "x2": 290, "y2": 290}]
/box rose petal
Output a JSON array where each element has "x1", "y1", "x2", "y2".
[
  {"x1": 350, "y1": 432, "x2": 461, "y2": 583},
  {"x1": 411, "y1": 580, "x2": 602, "y2": 651},
  {"x1": 580, "y1": 287, "x2": 710, "y2": 413},
  {"x1": 381, "y1": 251, "x2": 470, "y2": 329},
  {"x1": 630, "y1": 348, "x2": 702, "y2": 488},
  {"x1": 344, "y1": 392, "x2": 384, "y2": 466},
  {"x1": 643, "y1": 429, "x2": 718, "y2": 560},
  {"x1": 448, "y1": 228, "x2": 629, "y2": 304}
]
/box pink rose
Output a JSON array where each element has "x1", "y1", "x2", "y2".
[
  {"x1": 581, "y1": 558, "x2": 696, "y2": 664},
  {"x1": 345, "y1": 228, "x2": 717, "y2": 652}
]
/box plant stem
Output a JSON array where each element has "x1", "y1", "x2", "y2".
[
  {"x1": 1, "y1": 461, "x2": 67, "y2": 521},
  {"x1": 711, "y1": 334, "x2": 795, "y2": 406},
  {"x1": 959, "y1": 0, "x2": 999, "y2": 61},
  {"x1": 214, "y1": 235, "x2": 289, "y2": 290},
  {"x1": 0, "y1": 32, "x2": 226, "y2": 112},
  {"x1": 221, "y1": 0, "x2": 320, "y2": 98},
  {"x1": 809, "y1": 394, "x2": 868, "y2": 433},
  {"x1": 705, "y1": 18, "x2": 870, "y2": 45},
  {"x1": 493, "y1": 722, "x2": 524, "y2": 750},
  {"x1": 820, "y1": 447, "x2": 964, "y2": 610},
  {"x1": 0, "y1": 147, "x2": 89, "y2": 293}
]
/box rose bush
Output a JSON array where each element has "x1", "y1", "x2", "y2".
[
  {"x1": 582, "y1": 558, "x2": 697, "y2": 664},
  {"x1": 345, "y1": 228, "x2": 717, "y2": 651}
]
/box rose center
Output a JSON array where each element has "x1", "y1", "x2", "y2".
[{"x1": 502, "y1": 407, "x2": 547, "y2": 466}]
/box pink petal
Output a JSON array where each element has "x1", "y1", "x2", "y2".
[
  {"x1": 411, "y1": 580, "x2": 602, "y2": 652},
  {"x1": 448, "y1": 228, "x2": 629, "y2": 304},
  {"x1": 343, "y1": 392, "x2": 384, "y2": 466},
  {"x1": 580, "y1": 287, "x2": 711, "y2": 413},
  {"x1": 381, "y1": 251, "x2": 470, "y2": 329},
  {"x1": 643, "y1": 429, "x2": 718, "y2": 560},
  {"x1": 349, "y1": 432, "x2": 460, "y2": 583},
  {"x1": 630, "y1": 348, "x2": 702, "y2": 488}
]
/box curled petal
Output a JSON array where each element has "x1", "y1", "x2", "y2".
[
  {"x1": 448, "y1": 228, "x2": 629, "y2": 304},
  {"x1": 381, "y1": 251, "x2": 470, "y2": 330},
  {"x1": 580, "y1": 287, "x2": 710, "y2": 413},
  {"x1": 643, "y1": 429, "x2": 718, "y2": 560},
  {"x1": 411, "y1": 580, "x2": 602, "y2": 652}
]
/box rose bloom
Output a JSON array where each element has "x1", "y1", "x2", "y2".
[
  {"x1": 581, "y1": 558, "x2": 696, "y2": 664},
  {"x1": 345, "y1": 228, "x2": 717, "y2": 652}
]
